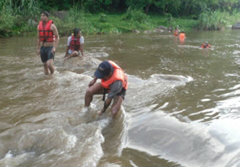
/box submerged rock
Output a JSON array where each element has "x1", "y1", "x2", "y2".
[
  {"x1": 132, "y1": 29, "x2": 140, "y2": 34},
  {"x1": 232, "y1": 23, "x2": 240, "y2": 29},
  {"x1": 157, "y1": 25, "x2": 168, "y2": 30},
  {"x1": 143, "y1": 25, "x2": 170, "y2": 34}
]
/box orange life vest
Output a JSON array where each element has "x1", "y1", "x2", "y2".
[
  {"x1": 201, "y1": 43, "x2": 211, "y2": 48},
  {"x1": 38, "y1": 20, "x2": 54, "y2": 42},
  {"x1": 174, "y1": 30, "x2": 179, "y2": 36},
  {"x1": 101, "y1": 61, "x2": 128, "y2": 90},
  {"x1": 179, "y1": 33, "x2": 186, "y2": 41},
  {"x1": 69, "y1": 36, "x2": 80, "y2": 51}
]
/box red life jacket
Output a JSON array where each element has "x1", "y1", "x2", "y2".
[
  {"x1": 69, "y1": 36, "x2": 80, "y2": 51},
  {"x1": 101, "y1": 61, "x2": 128, "y2": 90},
  {"x1": 38, "y1": 20, "x2": 54, "y2": 42}
]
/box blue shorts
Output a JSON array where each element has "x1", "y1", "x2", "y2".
[{"x1": 40, "y1": 46, "x2": 54, "y2": 63}]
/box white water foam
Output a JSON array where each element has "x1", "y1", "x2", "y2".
[
  {"x1": 127, "y1": 112, "x2": 240, "y2": 167},
  {"x1": 0, "y1": 151, "x2": 35, "y2": 167}
]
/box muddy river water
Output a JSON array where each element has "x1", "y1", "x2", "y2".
[{"x1": 1, "y1": 30, "x2": 240, "y2": 167}]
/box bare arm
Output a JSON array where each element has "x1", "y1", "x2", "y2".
[
  {"x1": 65, "y1": 36, "x2": 71, "y2": 58},
  {"x1": 37, "y1": 27, "x2": 40, "y2": 56},
  {"x1": 99, "y1": 81, "x2": 123, "y2": 115},
  {"x1": 80, "y1": 44, "x2": 84, "y2": 56},
  {"x1": 51, "y1": 24, "x2": 59, "y2": 52},
  {"x1": 65, "y1": 46, "x2": 70, "y2": 56},
  {"x1": 88, "y1": 77, "x2": 97, "y2": 87},
  {"x1": 101, "y1": 98, "x2": 112, "y2": 114}
]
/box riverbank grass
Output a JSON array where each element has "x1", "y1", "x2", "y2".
[
  {"x1": 2, "y1": 8, "x2": 240, "y2": 37},
  {"x1": 51, "y1": 11, "x2": 198, "y2": 36}
]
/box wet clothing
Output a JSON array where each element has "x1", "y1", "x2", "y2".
[
  {"x1": 69, "y1": 36, "x2": 81, "y2": 51},
  {"x1": 67, "y1": 36, "x2": 84, "y2": 45},
  {"x1": 95, "y1": 60, "x2": 127, "y2": 101},
  {"x1": 38, "y1": 20, "x2": 54, "y2": 42},
  {"x1": 179, "y1": 33, "x2": 186, "y2": 42},
  {"x1": 67, "y1": 36, "x2": 84, "y2": 54},
  {"x1": 40, "y1": 46, "x2": 54, "y2": 63},
  {"x1": 107, "y1": 80, "x2": 126, "y2": 99},
  {"x1": 101, "y1": 61, "x2": 128, "y2": 90}
]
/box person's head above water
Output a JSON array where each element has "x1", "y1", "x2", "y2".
[
  {"x1": 94, "y1": 61, "x2": 113, "y2": 79},
  {"x1": 42, "y1": 11, "x2": 49, "y2": 17},
  {"x1": 201, "y1": 42, "x2": 210, "y2": 48},
  {"x1": 41, "y1": 11, "x2": 50, "y2": 22},
  {"x1": 73, "y1": 28, "x2": 81, "y2": 37}
]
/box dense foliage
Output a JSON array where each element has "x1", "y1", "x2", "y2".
[
  {"x1": 37, "y1": 0, "x2": 240, "y2": 15},
  {"x1": 1, "y1": 0, "x2": 240, "y2": 37}
]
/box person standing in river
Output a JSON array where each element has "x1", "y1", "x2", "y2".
[
  {"x1": 84, "y1": 60, "x2": 128, "y2": 117},
  {"x1": 178, "y1": 31, "x2": 186, "y2": 43},
  {"x1": 37, "y1": 11, "x2": 59, "y2": 75}
]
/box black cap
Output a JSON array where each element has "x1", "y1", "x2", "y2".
[{"x1": 94, "y1": 61, "x2": 113, "y2": 79}]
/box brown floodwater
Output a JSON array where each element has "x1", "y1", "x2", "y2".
[{"x1": 1, "y1": 30, "x2": 240, "y2": 167}]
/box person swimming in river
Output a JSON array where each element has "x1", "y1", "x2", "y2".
[
  {"x1": 64, "y1": 28, "x2": 84, "y2": 60},
  {"x1": 84, "y1": 60, "x2": 128, "y2": 118},
  {"x1": 201, "y1": 42, "x2": 211, "y2": 49}
]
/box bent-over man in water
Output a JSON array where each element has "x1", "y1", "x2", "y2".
[{"x1": 85, "y1": 60, "x2": 128, "y2": 117}]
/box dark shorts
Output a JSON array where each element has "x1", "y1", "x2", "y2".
[
  {"x1": 40, "y1": 46, "x2": 54, "y2": 63},
  {"x1": 105, "y1": 88, "x2": 126, "y2": 100},
  {"x1": 117, "y1": 88, "x2": 126, "y2": 99}
]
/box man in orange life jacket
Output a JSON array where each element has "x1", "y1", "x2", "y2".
[
  {"x1": 178, "y1": 31, "x2": 186, "y2": 43},
  {"x1": 64, "y1": 28, "x2": 84, "y2": 60},
  {"x1": 37, "y1": 11, "x2": 59, "y2": 75},
  {"x1": 85, "y1": 61, "x2": 128, "y2": 117}
]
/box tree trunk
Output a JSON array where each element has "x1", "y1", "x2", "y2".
[{"x1": 145, "y1": 4, "x2": 151, "y2": 14}]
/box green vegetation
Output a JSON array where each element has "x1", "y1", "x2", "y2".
[
  {"x1": 0, "y1": 0, "x2": 40, "y2": 37},
  {"x1": 1, "y1": 0, "x2": 240, "y2": 37},
  {"x1": 52, "y1": 11, "x2": 198, "y2": 36},
  {"x1": 198, "y1": 10, "x2": 228, "y2": 30}
]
